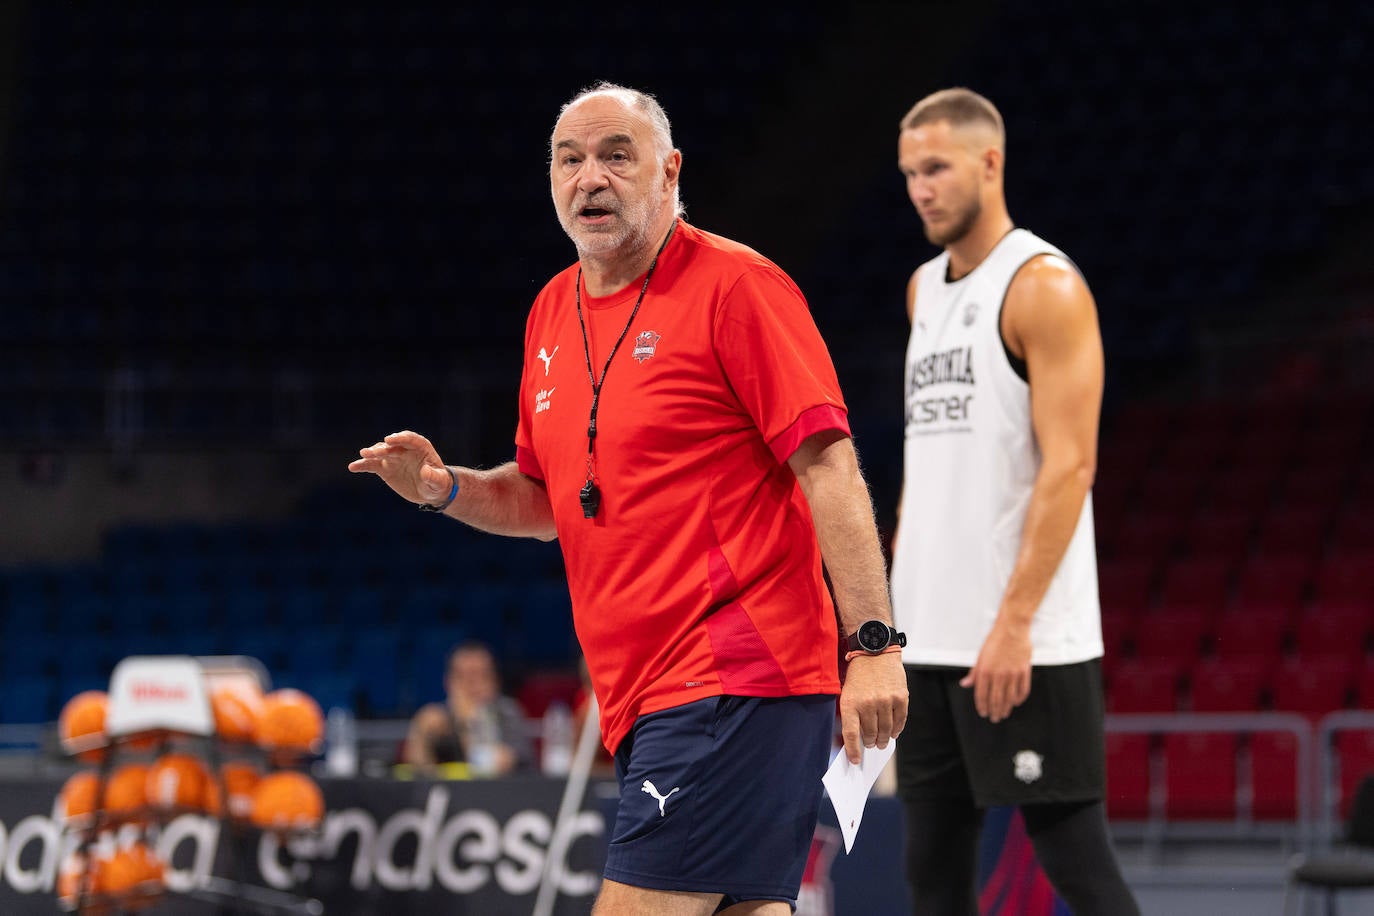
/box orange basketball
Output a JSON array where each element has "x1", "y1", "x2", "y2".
[
  {"x1": 58, "y1": 770, "x2": 101, "y2": 825},
  {"x1": 58, "y1": 851, "x2": 116, "y2": 915},
  {"x1": 205, "y1": 761, "x2": 262, "y2": 819},
  {"x1": 211, "y1": 687, "x2": 261, "y2": 743},
  {"x1": 103, "y1": 763, "x2": 150, "y2": 819},
  {"x1": 255, "y1": 689, "x2": 323, "y2": 753},
  {"x1": 100, "y1": 842, "x2": 163, "y2": 908},
  {"x1": 58, "y1": 691, "x2": 109, "y2": 761},
  {"x1": 249, "y1": 770, "x2": 324, "y2": 832},
  {"x1": 57, "y1": 852, "x2": 99, "y2": 900},
  {"x1": 146, "y1": 752, "x2": 211, "y2": 811}
]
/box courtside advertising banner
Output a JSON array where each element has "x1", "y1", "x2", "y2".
[{"x1": 0, "y1": 775, "x2": 607, "y2": 915}]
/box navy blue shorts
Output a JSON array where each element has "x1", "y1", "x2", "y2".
[{"x1": 605, "y1": 694, "x2": 835, "y2": 906}]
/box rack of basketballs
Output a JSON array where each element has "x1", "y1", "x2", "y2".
[{"x1": 53, "y1": 665, "x2": 328, "y2": 915}]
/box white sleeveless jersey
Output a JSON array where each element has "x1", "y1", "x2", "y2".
[{"x1": 891, "y1": 229, "x2": 1102, "y2": 667}]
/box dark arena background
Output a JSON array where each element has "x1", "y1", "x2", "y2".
[{"x1": 1, "y1": 2, "x2": 1372, "y2": 914}]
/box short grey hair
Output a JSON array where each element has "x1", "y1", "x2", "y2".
[{"x1": 553, "y1": 81, "x2": 684, "y2": 217}]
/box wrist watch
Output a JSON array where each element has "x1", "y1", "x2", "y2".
[{"x1": 844, "y1": 620, "x2": 907, "y2": 655}]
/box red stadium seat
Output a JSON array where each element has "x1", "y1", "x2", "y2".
[
  {"x1": 1132, "y1": 607, "x2": 1210, "y2": 670},
  {"x1": 1312, "y1": 549, "x2": 1374, "y2": 603},
  {"x1": 1105, "y1": 732, "x2": 1153, "y2": 820},
  {"x1": 1179, "y1": 508, "x2": 1255, "y2": 566},
  {"x1": 1292, "y1": 605, "x2": 1371, "y2": 661},
  {"x1": 1107, "y1": 658, "x2": 1181, "y2": 714},
  {"x1": 1158, "y1": 557, "x2": 1234, "y2": 613},
  {"x1": 1108, "y1": 507, "x2": 1187, "y2": 568},
  {"x1": 1164, "y1": 732, "x2": 1238, "y2": 819},
  {"x1": 1232, "y1": 555, "x2": 1313, "y2": 613},
  {"x1": 1271, "y1": 655, "x2": 1355, "y2": 720},
  {"x1": 1188, "y1": 656, "x2": 1270, "y2": 713},
  {"x1": 1209, "y1": 608, "x2": 1290, "y2": 662},
  {"x1": 1099, "y1": 609, "x2": 1136, "y2": 663},
  {"x1": 1097, "y1": 557, "x2": 1157, "y2": 617},
  {"x1": 1250, "y1": 730, "x2": 1301, "y2": 820}
]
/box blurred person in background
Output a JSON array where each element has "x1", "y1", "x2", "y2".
[
  {"x1": 890, "y1": 87, "x2": 1138, "y2": 915},
  {"x1": 401, "y1": 640, "x2": 534, "y2": 777}
]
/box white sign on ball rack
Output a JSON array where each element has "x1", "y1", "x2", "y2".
[{"x1": 106, "y1": 655, "x2": 214, "y2": 738}]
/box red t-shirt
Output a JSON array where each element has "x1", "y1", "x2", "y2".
[{"x1": 515, "y1": 220, "x2": 847, "y2": 753}]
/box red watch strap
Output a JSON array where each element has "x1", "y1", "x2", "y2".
[{"x1": 845, "y1": 644, "x2": 904, "y2": 663}]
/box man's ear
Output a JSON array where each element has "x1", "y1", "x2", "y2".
[
  {"x1": 663, "y1": 149, "x2": 682, "y2": 192},
  {"x1": 982, "y1": 147, "x2": 1002, "y2": 182}
]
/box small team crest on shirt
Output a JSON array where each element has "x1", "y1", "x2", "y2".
[
  {"x1": 632, "y1": 330, "x2": 662, "y2": 363},
  {"x1": 963, "y1": 301, "x2": 979, "y2": 326},
  {"x1": 1013, "y1": 749, "x2": 1043, "y2": 784}
]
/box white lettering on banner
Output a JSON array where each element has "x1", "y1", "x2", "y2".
[
  {"x1": 258, "y1": 831, "x2": 311, "y2": 888},
  {"x1": 0, "y1": 786, "x2": 605, "y2": 900},
  {"x1": 433, "y1": 809, "x2": 500, "y2": 893},
  {"x1": 494, "y1": 810, "x2": 549, "y2": 895},
  {"x1": 375, "y1": 785, "x2": 450, "y2": 891},
  {"x1": 543, "y1": 812, "x2": 602, "y2": 898},
  {"x1": 316, "y1": 808, "x2": 378, "y2": 890},
  {"x1": 159, "y1": 816, "x2": 220, "y2": 893},
  {"x1": 3, "y1": 815, "x2": 62, "y2": 894}
]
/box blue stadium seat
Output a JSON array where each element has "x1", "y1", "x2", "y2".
[
  {"x1": 0, "y1": 678, "x2": 55, "y2": 724},
  {"x1": 350, "y1": 626, "x2": 406, "y2": 716}
]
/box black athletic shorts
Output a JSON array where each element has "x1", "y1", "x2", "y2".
[{"x1": 896, "y1": 659, "x2": 1106, "y2": 807}]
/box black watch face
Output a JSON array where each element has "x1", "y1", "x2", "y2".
[{"x1": 857, "y1": 620, "x2": 891, "y2": 652}]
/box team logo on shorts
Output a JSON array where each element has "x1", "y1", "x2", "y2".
[
  {"x1": 963, "y1": 302, "x2": 979, "y2": 326},
  {"x1": 641, "y1": 779, "x2": 680, "y2": 817},
  {"x1": 1013, "y1": 749, "x2": 1043, "y2": 784},
  {"x1": 632, "y1": 330, "x2": 661, "y2": 363}
]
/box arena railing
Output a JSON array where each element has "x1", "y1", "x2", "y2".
[{"x1": 1105, "y1": 712, "x2": 1316, "y2": 847}]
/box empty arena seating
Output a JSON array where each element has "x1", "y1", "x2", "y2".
[
  {"x1": 0, "y1": 500, "x2": 577, "y2": 721},
  {"x1": 1164, "y1": 732, "x2": 1239, "y2": 820},
  {"x1": 1105, "y1": 733, "x2": 1153, "y2": 820},
  {"x1": 1096, "y1": 386, "x2": 1373, "y2": 822}
]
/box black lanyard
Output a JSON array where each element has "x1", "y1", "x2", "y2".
[{"x1": 573, "y1": 223, "x2": 675, "y2": 518}]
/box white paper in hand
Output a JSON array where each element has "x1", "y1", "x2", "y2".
[{"x1": 822, "y1": 740, "x2": 896, "y2": 853}]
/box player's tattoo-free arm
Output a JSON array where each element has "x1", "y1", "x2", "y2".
[{"x1": 962, "y1": 255, "x2": 1103, "y2": 722}]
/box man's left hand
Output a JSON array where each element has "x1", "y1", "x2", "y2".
[{"x1": 839, "y1": 653, "x2": 908, "y2": 764}]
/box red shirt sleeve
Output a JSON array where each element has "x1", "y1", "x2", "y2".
[
  {"x1": 515, "y1": 445, "x2": 544, "y2": 481},
  {"x1": 713, "y1": 266, "x2": 849, "y2": 461},
  {"x1": 768, "y1": 404, "x2": 852, "y2": 464}
]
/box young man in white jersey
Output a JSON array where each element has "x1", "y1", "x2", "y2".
[{"x1": 890, "y1": 87, "x2": 1139, "y2": 915}]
